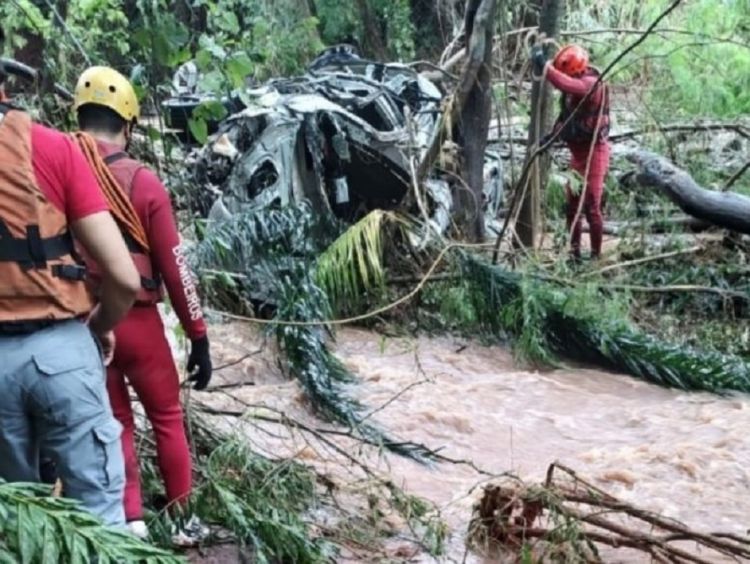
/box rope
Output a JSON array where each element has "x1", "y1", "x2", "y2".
[
  {"x1": 208, "y1": 242, "x2": 497, "y2": 327},
  {"x1": 73, "y1": 132, "x2": 150, "y2": 251}
]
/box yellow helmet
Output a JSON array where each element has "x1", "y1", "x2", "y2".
[{"x1": 74, "y1": 66, "x2": 140, "y2": 123}]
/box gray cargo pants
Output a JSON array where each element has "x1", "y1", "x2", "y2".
[{"x1": 0, "y1": 319, "x2": 126, "y2": 527}]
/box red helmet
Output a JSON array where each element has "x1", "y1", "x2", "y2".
[{"x1": 553, "y1": 45, "x2": 589, "y2": 76}]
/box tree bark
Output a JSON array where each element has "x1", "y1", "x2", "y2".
[
  {"x1": 628, "y1": 151, "x2": 750, "y2": 234},
  {"x1": 411, "y1": 0, "x2": 461, "y2": 58},
  {"x1": 516, "y1": 0, "x2": 562, "y2": 248},
  {"x1": 354, "y1": 0, "x2": 388, "y2": 61},
  {"x1": 453, "y1": 0, "x2": 498, "y2": 242}
]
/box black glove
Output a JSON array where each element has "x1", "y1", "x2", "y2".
[
  {"x1": 187, "y1": 336, "x2": 212, "y2": 390},
  {"x1": 531, "y1": 45, "x2": 547, "y2": 74}
]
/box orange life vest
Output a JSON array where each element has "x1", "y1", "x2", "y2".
[
  {"x1": 84, "y1": 151, "x2": 163, "y2": 305},
  {"x1": 0, "y1": 105, "x2": 93, "y2": 325}
]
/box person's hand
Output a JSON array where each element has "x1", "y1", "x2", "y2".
[
  {"x1": 187, "y1": 336, "x2": 212, "y2": 390},
  {"x1": 85, "y1": 305, "x2": 116, "y2": 365},
  {"x1": 531, "y1": 45, "x2": 547, "y2": 74},
  {"x1": 98, "y1": 331, "x2": 116, "y2": 366}
]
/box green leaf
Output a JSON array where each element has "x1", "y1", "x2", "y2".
[
  {"x1": 188, "y1": 117, "x2": 209, "y2": 145},
  {"x1": 198, "y1": 70, "x2": 225, "y2": 93},
  {"x1": 41, "y1": 519, "x2": 60, "y2": 564},
  {"x1": 226, "y1": 53, "x2": 254, "y2": 88},
  {"x1": 193, "y1": 100, "x2": 228, "y2": 122},
  {"x1": 147, "y1": 126, "x2": 162, "y2": 143},
  {"x1": 17, "y1": 503, "x2": 38, "y2": 564},
  {"x1": 195, "y1": 48, "x2": 212, "y2": 70},
  {"x1": 220, "y1": 11, "x2": 240, "y2": 34},
  {"x1": 198, "y1": 34, "x2": 227, "y2": 59}
]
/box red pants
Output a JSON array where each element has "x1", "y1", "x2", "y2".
[
  {"x1": 106, "y1": 305, "x2": 191, "y2": 521},
  {"x1": 565, "y1": 142, "x2": 610, "y2": 257}
]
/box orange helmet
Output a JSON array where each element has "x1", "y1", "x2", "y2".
[{"x1": 553, "y1": 45, "x2": 589, "y2": 77}]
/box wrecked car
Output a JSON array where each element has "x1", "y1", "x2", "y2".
[{"x1": 176, "y1": 46, "x2": 503, "y2": 233}]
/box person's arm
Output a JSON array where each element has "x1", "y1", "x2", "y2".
[
  {"x1": 72, "y1": 212, "x2": 139, "y2": 335},
  {"x1": 135, "y1": 169, "x2": 207, "y2": 340},
  {"x1": 134, "y1": 169, "x2": 212, "y2": 390},
  {"x1": 544, "y1": 64, "x2": 600, "y2": 99},
  {"x1": 52, "y1": 130, "x2": 140, "y2": 336}
]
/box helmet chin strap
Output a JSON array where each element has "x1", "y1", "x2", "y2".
[{"x1": 124, "y1": 122, "x2": 134, "y2": 152}]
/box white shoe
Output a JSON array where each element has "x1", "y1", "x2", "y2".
[
  {"x1": 127, "y1": 519, "x2": 149, "y2": 540},
  {"x1": 171, "y1": 515, "x2": 210, "y2": 547}
]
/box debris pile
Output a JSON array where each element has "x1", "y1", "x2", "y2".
[{"x1": 468, "y1": 463, "x2": 750, "y2": 563}]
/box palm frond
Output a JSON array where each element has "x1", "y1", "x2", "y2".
[
  {"x1": 0, "y1": 481, "x2": 181, "y2": 563},
  {"x1": 194, "y1": 204, "x2": 435, "y2": 462},
  {"x1": 459, "y1": 252, "x2": 750, "y2": 393},
  {"x1": 316, "y1": 210, "x2": 404, "y2": 310},
  {"x1": 139, "y1": 411, "x2": 328, "y2": 562},
  {"x1": 195, "y1": 440, "x2": 326, "y2": 563}
]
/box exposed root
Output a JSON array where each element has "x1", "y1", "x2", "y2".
[{"x1": 467, "y1": 462, "x2": 750, "y2": 563}]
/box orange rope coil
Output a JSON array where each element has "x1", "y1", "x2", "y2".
[{"x1": 73, "y1": 132, "x2": 150, "y2": 251}]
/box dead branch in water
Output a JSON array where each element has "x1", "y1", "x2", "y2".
[{"x1": 467, "y1": 462, "x2": 750, "y2": 563}]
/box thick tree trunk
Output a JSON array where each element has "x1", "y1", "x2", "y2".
[
  {"x1": 354, "y1": 0, "x2": 388, "y2": 61},
  {"x1": 629, "y1": 151, "x2": 750, "y2": 234},
  {"x1": 411, "y1": 0, "x2": 461, "y2": 58},
  {"x1": 453, "y1": 0, "x2": 497, "y2": 242},
  {"x1": 516, "y1": 0, "x2": 562, "y2": 248},
  {"x1": 172, "y1": 0, "x2": 207, "y2": 51}
]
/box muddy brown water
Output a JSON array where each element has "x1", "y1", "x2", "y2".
[{"x1": 188, "y1": 320, "x2": 750, "y2": 562}]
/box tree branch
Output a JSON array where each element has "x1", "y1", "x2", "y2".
[{"x1": 628, "y1": 150, "x2": 750, "y2": 234}]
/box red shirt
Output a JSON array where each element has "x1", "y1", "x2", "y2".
[
  {"x1": 31, "y1": 123, "x2": 109, "y2": 220},
  {"x1": 96, "y1": 140, "x2": 207, "y2": 340},
  {"x1": 545, "y1": 65, "x2": 603, "y2": 100},
  {"x1": 545, "y1": 65, "x2": 610, "y2": 160}
]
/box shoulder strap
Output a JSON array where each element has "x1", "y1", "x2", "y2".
[
  {"x1": 0, "y1": 220, "x2": 85, "y2": 280},
  {"x1": 0, "y1": 101, "x2": 19, "y2": 124},
  {"x1": 0, "y1": 102, "x2": 18, "y2": 114},
  {"x1": 103, "y1": 151, "x2": 129, "y2": 166}
]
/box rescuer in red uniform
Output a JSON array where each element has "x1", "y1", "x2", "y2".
[
  {"x1": 534, "y1": 44, "x2": 611, "y2": 260},
  {"x1": 73, "y1": 66, "x2": 213, "y2": 543}
]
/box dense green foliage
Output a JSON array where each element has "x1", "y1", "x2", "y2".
[
  {"x1": 189, "y1": 441, "x2": 327, "y2": 563},
  {"x1": 137, "y1": 410, "x2": 330, "y2": 562},
  {"x1": 458, "y1": 253, "x2": 750, "y2": 393},
  {"x1": 570, "y1": 0, "x2": 750, "y2": 116}
]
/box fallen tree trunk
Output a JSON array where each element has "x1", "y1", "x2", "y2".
[
  {"x1": 628, "y1": 150, "x2": 750, "y2": 234},
  {"x1": 612, "y1": 122, "x2": 750, "y2": 142},
  {"x1": 493, "y1": 121, "x2": 750, "y2": 144},
  {"x1": 594, "y1": 215, "x2": 712, "y2": 235}
]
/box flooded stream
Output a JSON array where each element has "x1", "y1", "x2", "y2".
[{"x1": 198, "y1": 320, "x2": 750, "y2": 562}]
